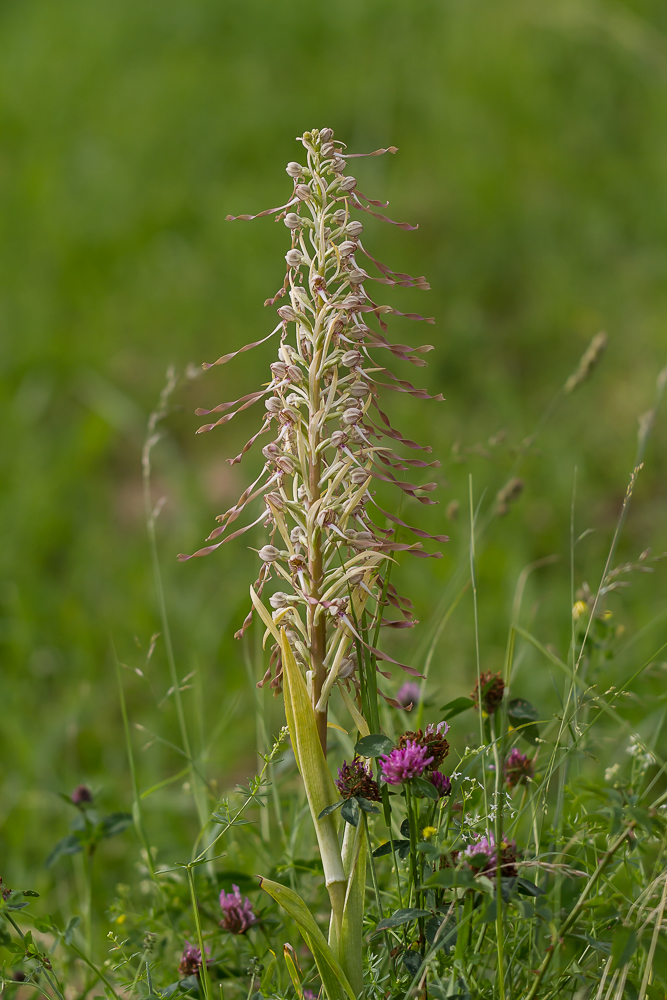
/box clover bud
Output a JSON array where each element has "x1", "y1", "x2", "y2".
[
  {"x1": 258, "y1": 545, "x2": 281, "y2": 562},
  {"x1": 350, "y1": 468, "x2": 370, "y2": 485},
  {"x1": 284, "y1": 213, "x2": 301, "y2": 230},
  {"x1": 342, "y1": 350, "x2": 363, "y2": 367},
  {"x1": 320, "y1": 142, "x2": 335, "y2": 158},
  {"x1": 286, "y1": 162, "x2": 303, "y2": 178},
  {"x1": 270, "y1": 362, "x2": 287, "y2": 378},
  {"x1": 295, "y1": 184, "x2": 311, "y2": 201},
  {"x1": 339, "y1": 241, "x2": 356, "y2": 257},
  {"x1": 277, "y1": 305, "x2": 296, "y2": 322},
  {"x1": 319, "y1": 127, "x2": 334, "y2": 143},
  {"x1": 269, "y1": 592, "x2": 291, "y2": 610},
  {"x1": 346, "y1": 221, "x2": 363, "y2": 238},
  {"x1": 285, "y1": 249, "x2": 303, "y2": 267},
  {"x1": 342, "y1": 407, "x2": 362, "y2": 425},
  {"x1": 287, "y1": 365, "x2": 303, "y2": 383},
  {"x1": 332, "y1": 209, "x2": 347, "y2": 224},
  {"x1": 265, "y1": 397, "x2": 282, "y2": 413},
  {"x1": 330, "y1": 430, "x2": 347, "y2": 448},
  {"x1": 339, "y1": 176, "x2": 357, "y2": 192}
]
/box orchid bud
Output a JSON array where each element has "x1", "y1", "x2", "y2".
[
  {"x1": 277, "y1": 456, "x2": 295, "y2": 473},
  {"x1": 265, "y1": 490, "x2": 285, "y2": 510},
  {"x1": 331, "y1": 157, "x2": 346, "y2": 174},
  {"x1": 332, "y1": 209, "x2": 347, "y2": 224},
  {"x1": 290, "y1": 526, "x2": 305, "y2": 543},
  {"x1": 338, "y1": 656, "x2": 356, "y2": 679},
  {"x1": 342, "y1": 294, "x2": 364, "y2": 310},
  {"x1": 286, "y1": 393, "x2": 302, "y2": 407},
  {"x1": 287, "y1": 365, "x2": 303, "y2": 383},
  {"x1": 286, "y1": 162, "x2": 303, "y2": 178},
  {"x1": 348, "y1": 382, "x2": 368, "y2": 398},
  {"x1": 258, "y1": 545, "x2": 280, "y2": 562},
  {"x1": 269, "y1": 591, "x2": 291, "y2": 609},
  {"x1": 348, "y1": 269, "x2": 368, "y2": 285},
  {"x1": 277, "y1": 305, "x2": 296, "y2": 322},
  {"x1": 339, "y1": 241, "x2": 356, "y2": 257},
  {"x1": 317, "y1": 507, "x2": 337, "y2": 527},
  {"x1": 265, "y1": 397, "x2": 282, "y2": 413},
  {"x1": 350, "y1": 468, "x2": 370, "y2": 485},
  {"x1": 295, "y1": 184, "x2": 311, "y2": 201},
  {"x1": 342, "y1": 350, "x2": 362, "y2": 367},
  {"x1": 285, "y1": 249, "x2": 303, "y2": 267},
  {"x1": 339, "y1": 176, "x2": 357, "y2": 192},
  {"x1": 319, "y1": 127, "x2": 334, "y2": 143},
  {"x1": 284, "y1": 213, "x2": 301, "y2": 230},
  {"x1": 330, "y1": 430, "x2": 347, "y2": 448},
  {"x1": 342, "y1": 407, "x2": 362, "y2": 425},
  {"x1": 346, "y1": 221, "x2": 363, "y2": 238},
  {"x1": 285, "y1": 629, "x2": 300, "y2": 645},
  {"x1": 270, "y1": 362, "x2": 287, "y2": 378},
  {"x1": 262, "y1": 443, "x2": 280, "y2": 459}
]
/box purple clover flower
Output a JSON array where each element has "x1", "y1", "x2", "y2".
[
  {"x1": 396, "y1": 682, "x2": 421, "y2": 708},
  {"x1": 71, "y1": 785, "x2": 93, "y2": 805},
  {"x1": 178, "y1": 942, "x2": 203, "y2": 977},
  {"x1": 219, "y1": 884, "x2": 256, "y2": 934},
  {"x1": 504, "y1": 748, "x2": 533, "y2": 789},
  {"x1": 429, "y1": 770, "x2": 452, "y2": 798},
  {"x1": 335, "y1": 758, "x2": 380, "y2": 801},
  {"x1": 303, "y1": 992, "x2": 318, "y2": 1000},
  {"x1": 379, "y1": 741, "x2": 434, "y2": 784},
  {"x1": 463, "y1": 833, "x2": 517, "y2": 875}
]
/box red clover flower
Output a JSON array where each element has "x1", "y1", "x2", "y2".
[
  {"x1": 178, "y1": 942, "x2": 203, "y2": 977},
  {"x1": 71, "y1": 785, "x2": 93, "y2": 805},
  {"x1": 219, "y1": 884, "x2": 257, "y2": 934},
  {"x1": 429, "y1": 770, "x2": 452, "y2": 798},
  {"x1": 380, "y1": 741, "x2": 434, "y2": 784},
  {"x1": 463, "y1": 833, "x2": 517, "y2": 876},
  {"x1": 504, "y1": 748, "x2": 534, "y2": 789},
  {"x1": 396, "y1": 682, "x2": 421, "y2": 708},
  {"x1": 335, "y1": 758, "x2": 380, "y2": 801}
]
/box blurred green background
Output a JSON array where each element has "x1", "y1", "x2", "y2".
[{"x1": 1, "y1": 0, "x2": 666, "y2": 914}]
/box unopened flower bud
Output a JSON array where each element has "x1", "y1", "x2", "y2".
[
  {"x1": 331, "y1": 157, "x2": 346, "y2": 174},
  {"x1": 258, "y1": 545, "x2": 280, "y2": 562},
  {"x1": 330, "y1": 430, "x2": 347, "y2": 448},
  {"x1": 342, "y1": 294, "x2": 364, "y2": 310},
  {"x1": 284, "y1": 213, "x2": 301, "y2": 230},
  {"x1": 277, "y1": 455, "x2": 295, "y2": 474},
  {"x1": 350, "y1": 468, "x2": 370, "y2": 485},
  {"x1": 338, "y1": 657, "x2": 356, "y2": 679},
  {"x1": 265, "y1": 397, "x2": 282, "y2": 413},
  {"x1": 285, "y1": 249, "x2": 303, "y2": 267},
  {"x1": 270, "y1": 362, "x2": 287, "y2": 378},
  {"x1": 265, "y1": 491, "x2": 285, "y2": 510},
  {"x1": 262, "y1": 444, "x2": 280, "y2": 460},
  {"x1": 269, "y1": 591, "x2": 291, "y2": 609},
  {"x1": 332, "y1": 209, "x2": 347, "y2": 224},
  {"x1": 348, "y1": 269, "x2": 368, "y2": 285},
  {"x1": 295, "y1": 184, "x2": 311, "y2": 201},
  {"x1": 342, "y1": 407, "x2": 362, "y2": 425},
  {"x1": 277, "y1": 305, "x2": 296, "y2": 322},
  {"x1": 320, "y1": 142, "x2": 335, "y2": 158},
  {"x1": 71, "y1": 784, "x2": 93, "y2": 805},
  {"x1": 339, "y1": 241, "x2": 356, "y2": 257},
  {"x1": 290, "y1": 526, "x2": 305, "y2": 543},
  {"x1": 342, "y1": 350, "x2": 362, "y2": 367},
  {"x1": 348, "y1": 382, "x2": 368, "y2": 398},
  {"x1": 339, "y1": 176, "x2": 357, "y2": 192},
  {"x1": 285, "y1": 629, "x2": 299, "y2": 644},
  {"x1": 286, "y1": 162, "x2": 303, "y2": 178},
  {"x1": 346, "y1": 221, "x2": 363, "y2": 238},
  {"x1": 319, "y1": 127, "x2": 334, "y2": 143},
  {"x1": 287, "y1": 365, "x2": 303, "y2": 383}
]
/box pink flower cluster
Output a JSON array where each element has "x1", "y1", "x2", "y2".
[
  {"x1": 504, "y1": 748, "x2": 533, "y2": 789},
  {"x1": 463, "y1": 832, "x2": 517, "y2": 874},
  {"x1": 380, "y1": 741, "x2": 434, "y2": 784},
  {"x1": 429, "y1": 770, "x2": 452, "y2": 798},
  {"x1": 219, "y1": 884, "x2": 256, "y2": 934}
]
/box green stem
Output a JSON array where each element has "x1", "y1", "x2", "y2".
[
  {"x1": 186, "y1": 865, "x2": 212, "y2": 1000},
  {"x1": 362, "y1": 811, "x2": 384, "y2": 920},
  {"x1": 69, "y1": 943, "x2": 122, "y2": 1000},
  {"x1": 4, "y1": 915, "x2": 67, "y2": 1000}
]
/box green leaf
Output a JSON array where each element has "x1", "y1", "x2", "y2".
[
  {"x1": 340, "y1": 798, "x2": 359, "y2": 827},
  {"x1": 259, "y1": 877, "x2": 355, "y2": 1000},
  {"x1": 99, "y1": 812, "x2": 133, "y2": 838},
  {"x1": 403, "y1": 952, "x2": 422, "y2": 977},
  {"x1": 423, "y1": 868, "x2": 475, "y2": 890},
  {"x1": 375, "y1": 908, "x2": 430, "y2": 932},
  {"x1": 412, "y1": 775, "x2": 439, "y2": 800},
  {"x1": 64, "y1": 915, "x2": 81, "y2": 945},
  {"x1": 611, "y1": 927, "x2": 638, "y2": 971},
  {"x1": 439, "y1": 697, "x2": 475, "y2": 721},
  {"x1": 354, "y1": 734, "x2": 395, "y2": 758},
  {"x1": 22, "y1": 890, "x2": 39, "y2": 898},
  {"x1": 372, "y1": 839, "x2": 409, "y2": 858},
  {"x1": 45, "y1": 834, "x2": 82, "y2": 868},
  {"x1": 515, "y1": 877, "x2": 546, "y2": 897},
  {"x1": 507, "y1": 698, "x2": 539, "y2": 721},
  {"x1": 356, "y1": 797, "x2": 380, "y2": 814},
  {"x1": 317, "y1": 800, "x2": 344, "y2": 819}
]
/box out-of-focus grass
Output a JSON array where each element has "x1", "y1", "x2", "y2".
[{"x1": 0, "y1": 0, "x2": 666, "y2": 918}]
